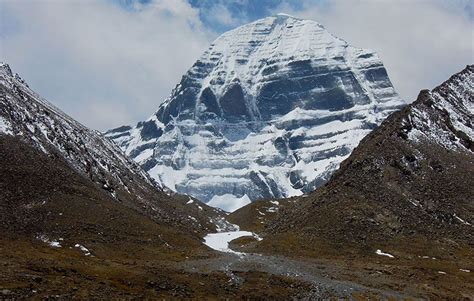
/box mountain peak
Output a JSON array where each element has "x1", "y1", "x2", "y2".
[
  {"x1": 215, "y1": 13, "x2": 329, "y2": 49},
  {"x1": 108, "y1": 16, "x2": 404, "y2": 211},
  {"x1": 405, "y1": 64, "x2": 473, "y2": 151},
  {"x1": 271, "y1": 13, "x2": 305, "y2": 22},
  {"x1": 0, "y1": 62, "x2": 13, "y2": 77}
]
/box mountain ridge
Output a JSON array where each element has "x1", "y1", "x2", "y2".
[
  {"x1": 0, "y1": 62, "x2": 224, "y2": 234},
  {"x1": 254, "y1": 64, "x2": 473, "y2": 250}
]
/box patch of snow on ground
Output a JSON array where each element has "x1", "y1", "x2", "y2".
[
  {"x1": 0, "y1": 116, "x2": 13, "y2": 135},
  {"x1": 208, "y1": 194, "x2": 251, "y2": 212},
  {"x1": 460, "y1": 269, "x2": 470, "y2": 273},
  {"x1": 375, "y1": 249, "x2": 394, "y2": 258},
  {"x1": 49, "y1": 241, "x2": 61, "y2": 248},
  {"x1": 267, "y1": 200, "x2": 279, "y2": 213},
  {"x1": 204, "y1": 231, "x2": 259, "y2": 255},
  {"x1": 454, "y1": 214, "x2": 471, "y2": 226},
  {"x1": 75, "y1": 244, "x2": 91, "y2": 256},
  {"x1": 37, "y1": 235, "x2": 61, "y2": 248}
]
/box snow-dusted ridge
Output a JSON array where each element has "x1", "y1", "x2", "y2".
[
  {"x1": 106, "y1": 14, "x2": 404, "y2": 211},
  {"x1": 404, "y1": 65, "x2": 474, "y2": 151},
  {"x1": 0, "y1": 62, "x2": 158, "y2": 201}
]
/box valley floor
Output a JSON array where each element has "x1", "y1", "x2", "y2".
[
  {"x1": 2, "y1": 228, "x2": 473, "y2": 300},
  {"x1": 0, "y1": 238, "x2": 313, "y2": 299},
  {"x1": 179, "y1": 252, "x2": 411, "y2": 299}
]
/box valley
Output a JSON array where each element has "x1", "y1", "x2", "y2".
[{"x1": 0, "y1": 11, "x2": 473, "y2": 300}]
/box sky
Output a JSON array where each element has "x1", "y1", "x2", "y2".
[{"x1": 0, "y1": 0, "x2": 473, "y2": 130}]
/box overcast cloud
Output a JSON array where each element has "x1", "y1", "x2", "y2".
[{"x1": 0, "y1": 0, "x2": 472, "y2": 130}]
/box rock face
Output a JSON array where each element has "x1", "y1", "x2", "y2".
[
  {"x1": 268, "y1": 65, "x2": 474, "y2": 245},
  {"x1": 106, "y1": 14, "x2": 404, "y2": 211}
]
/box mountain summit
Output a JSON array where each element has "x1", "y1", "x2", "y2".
[{"x1": 106, "y1": 15, "x2": 404, "y2": 211}]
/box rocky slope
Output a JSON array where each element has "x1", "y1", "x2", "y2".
[
  {"x1": 106, "y1": 14, "x2": 404, "y2": 211},
  {"x1": 0, "y1": 62, "x2": 223, "y2": 234},
  {"x1": 242, "y1": 66, "x2": 474, "y2": 298},
  {"x1": 268, "y1": 64, "x2": 473, "y2": 242}
]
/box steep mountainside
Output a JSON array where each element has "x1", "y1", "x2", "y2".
[
  {"x1": 268, "y1": 65, "x2": 473, "y2": 242},
  {"x1": 106, "y1": 14, "x2": 404, "y2": 211},
  {"x1": 228, "y1": 65, "x2": 474, "y2": 299},
  {"x1": 0, "y1": 62, "x2": 222, "y2": 234}
]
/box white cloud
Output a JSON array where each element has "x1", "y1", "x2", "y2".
[
  {"x1": 206, "y1": 3, "x2": 241, "y2": 26},
  {"x1": 0, "y1": 0, "x2": 214, "y2": 130},
  {"x1": 274, "y1": 0, "x2": 474, "y2": 102}
]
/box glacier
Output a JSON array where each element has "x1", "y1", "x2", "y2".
[{"x1": 106, "y1": 14, "x2": 405, "y2": 211}]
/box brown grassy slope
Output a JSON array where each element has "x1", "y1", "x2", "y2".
[
  {"x1": 0, "y1": 135, "x2": 211, "y2": 260},
  {"x1": 228, "y1": 198, "x2": 297, "y2": 233}
]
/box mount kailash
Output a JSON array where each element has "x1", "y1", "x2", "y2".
[{"x1": 106, "y1": 14, "x2": 405, "y2": 211}]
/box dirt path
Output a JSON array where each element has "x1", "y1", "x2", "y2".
[{"x1": 179, "y1": 246, "x2": 413, "y2": 299}]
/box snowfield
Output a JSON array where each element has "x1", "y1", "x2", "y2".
[
  {"x1": 0, "y1": 116, "x2": 13, "y2": 135},
  {"x1": 204, "y1": 231, "x2": 259, "y2": 255},
  {"x1": 208, "y1": 194, "x2": 251, "y2": 212}
]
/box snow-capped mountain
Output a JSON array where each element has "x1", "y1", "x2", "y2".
[{"x1": 106, "y1": 14, "x2": 404, "y2": 211}]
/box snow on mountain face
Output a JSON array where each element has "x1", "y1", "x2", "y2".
[
  {"x1": 0, "y1": 62, "x2": 155, "y2": 200},
  {"x1": 404, "y1": 65, "x2": 473, "y2": 151},
  {"x1": 267, "y1": 65, "x2": 474, "y2": 248},
  {"x1": 106, "y1": 15, "x2": 404, "y2": 212}
]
